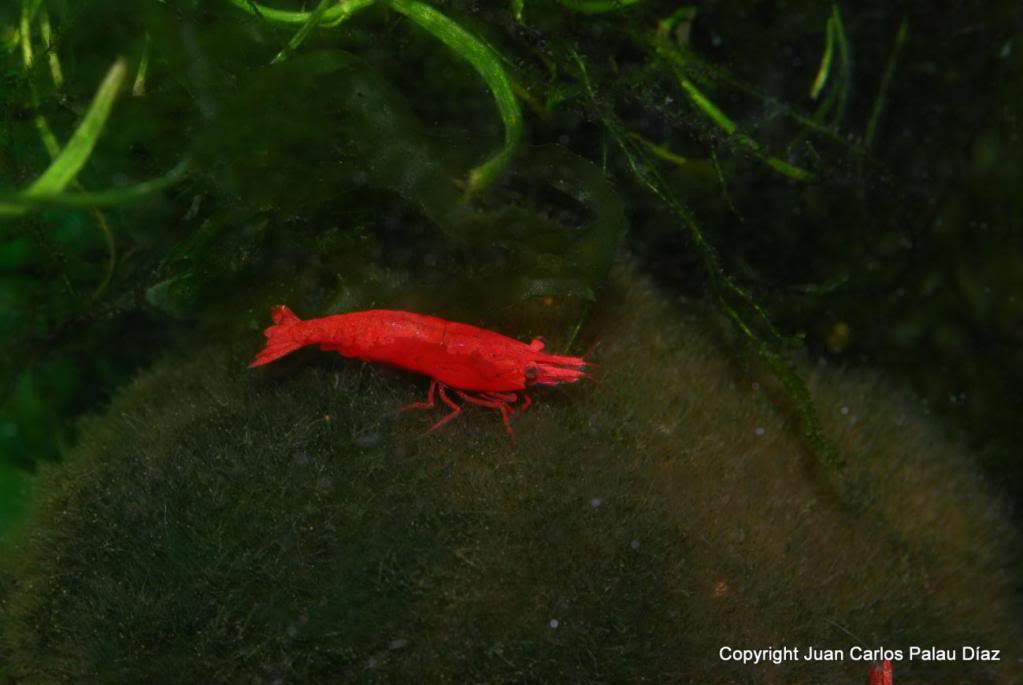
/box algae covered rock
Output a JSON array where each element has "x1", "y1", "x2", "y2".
[{"x1": 1, "y1": 272, "x2": 1019, "y2": 684}]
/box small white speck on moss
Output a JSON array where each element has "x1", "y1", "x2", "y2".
[
  {"x1": 630, "y1": 539, "x2": 640, "y2": 550},
  {"x1": 840, "y1": 405, "x2": 850, "y2": 415},
  {"x1": 590, "y1": 497, "x2": 603, "y2": 509},
  {"x1": 549, "y1": 619, "x2": 560, "y2": 629},
  {"x1": 754, "y1": 426, "x2": 765, "y2": 436}
]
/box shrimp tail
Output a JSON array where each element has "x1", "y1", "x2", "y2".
[{"x1": 249, "y1": 305, "x2": 305, "y2": 367}]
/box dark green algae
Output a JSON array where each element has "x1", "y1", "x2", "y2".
[
  {"x1": 1, "y1": 268, "x2": 1019, "y2": 684},
  {"x1": 149, "y1": 49, "x2": 624, "y2": 333}
]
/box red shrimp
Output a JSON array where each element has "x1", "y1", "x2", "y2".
[
  {"x1": 250, "y1": 306, "x2": 589, "y2": 440},
  {"x1": 868, "y1": 659, "x2": 893, "y2": 685}
]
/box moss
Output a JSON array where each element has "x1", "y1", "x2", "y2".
[
  {"x1": 0, "y1": 459, "x2": 26, "y2": 540},
  {"x1": 1, "y1": 265, "x2": 1020, "y2": 683}
]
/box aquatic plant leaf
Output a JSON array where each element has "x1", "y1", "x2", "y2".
[
  {"x1": 514, "y1": 145, "x2": 625, "y2": 291},
  {"x1": 37, "y1": 6, "x2": 62, "y2": 88},
  {"x1": 811, "y1": 5, "x2": 850, "y2": 128},
  {"x1": 656, "y1": 40, "x2": 816, "y2": 182},
  {"x1": 809, "y1": 10, "x2": 836, "y2": 100},
  {"x1": 0, "y1": 161, "x2": 189, "y2": 213},
  {"x1": 0, "y1": 59, "x2": 127, "y2": 218},
  {"x1": 145, "y1": 206, "x2": 272, "y2": 320},
  {"x1": 227, "y1": 0, "x2": 522, "y2": 193},
  {"x1": 627, "y1": 132, "x2": 690, "y2": 167},
  {"x1": 386, "y1": 0, "x2": 522, "y2": 194},
  {"x1": 271, "y1": 0, "x2": 339, "y2": 64},
  {"x1": 145, "y1": 274, "x2": 196, "y2": 320},
  {"x1": 307, "y1": 50, "x2": 463, "y2": 222},
  {"x1": 18, "y1": 0, "x2": 42, "y2": 69},
  {"x1": 132, "y1": 32, "x2": 151, "y2": 96},
  {"x1": 225, "y1": 0, "x2": 373, "y2": 25},
  {"x1": 24, "y1": 59, "x2": 126, "y2": 196},
  {"x1": 864, "y1": 18, "x2": 908, "y2": 150},
  {"x1": 650, "y1": 13, "x2": 858, "y2": 152},
  {"x1": 556, "y1": 0, "x2": 641, "y2": 13}
]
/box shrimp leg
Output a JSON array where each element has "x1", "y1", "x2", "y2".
[
  {"x1": 425, "y1": 385, "x2": 463, "y2": 434},
  {"x1": 457, "y1": 390, "x2": 515, "y2": 441},
  {"x1": 402, "y1": 379, "x2": 438, "y2": 412}
]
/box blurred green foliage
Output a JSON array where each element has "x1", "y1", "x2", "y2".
[{"x1": 1, "y1": 0, "x2": 1022, "y2": 535}]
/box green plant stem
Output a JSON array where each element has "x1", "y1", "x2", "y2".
[
  {"x1": 133, "y1": 33, "x2": 151, "y2": 96},
  {"x1": 809, "y1": 11, "x2": 835, "y2": 99},
  {"x1": 89, "y1": 208, "x2": 116, "y2": 300},
  {"x1": 556, "y1": 0, "x2": 641, "y2": 13},
  {"x1": 627, "y1": 131, "x2": 689, "y2": 167},
  {"x1": 653, "y1": 36, "x2": 816, "y2": 182},
  {"x1": 815, "y1": 5, "x2": 850, "y2": 127},
  {"x1": 0, "y1": 59, "x2": 130, "y2": 221},
  {"x1": 0, "y1": 160, "x2": 189, "y2": 215},
  {"x1": 512, "y1": 0, "x2": 524, "y2": 21},
  {"x1": 12, "y1": 16, "x2": 142, "y2": 299},
  {"x1": 227, "y1": 0, "x2": 374, "y2": 26},
  {"x1": 228, "y1": 0, "x2": 522, "y2": 194},
  {"x1": 656, "y1": 6, "x2": 697, "y2": 36},
  {"x1": 674, "y1": 63, "x2": 815, "y2": 181},
  {"x1": 865, "y1": 18, "x2": 908, "y2": 150},
  {"x1": 832, "y1": 6, "x2": 850, "y2": 122},
  {"x1": 573, "y1": 50, "x2": 838, "y2": 468},
  {"x1": 386, "y1": 0, "x2": 522, "y2": 194},
  {"x1": 271, "y1": 0, "x2": 334, "y2": 64},
  {"x1": 657, "y1": 39, "x2": 855, "y2": 149},
  {"x1": 26, "y1": 59, "x2": 127, "y2": 198},
  {"x1": 39, "y1": 6, "x2": 63, "y2": 88},
  {"x1": 19, "y1": 0, "x2": 33, "y2": 68}
]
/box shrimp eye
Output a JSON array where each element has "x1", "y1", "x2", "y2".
[{"x1": 525, "y1": 365, "x2": 538, "y2": 380}]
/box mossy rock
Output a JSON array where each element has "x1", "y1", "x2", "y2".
[{"x1": 1, "y1": 268, "x2": 1019, "y2": 684}]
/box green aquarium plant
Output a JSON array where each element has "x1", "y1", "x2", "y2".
[
  {"x1": 1, "y1": 0, "x2": 1022, "y2": 678},
  {"x1": 2, "y1": 0, "x2": 1017, "y2": 485},
  {"x1": 227, "y1": 0, "x2": 523, "y2": 195}
]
